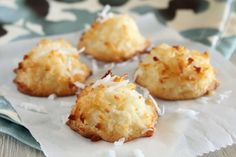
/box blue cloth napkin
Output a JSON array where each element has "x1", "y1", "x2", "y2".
[{"x1": 0, "y1": 96, "x2": 40, "y2": 150}]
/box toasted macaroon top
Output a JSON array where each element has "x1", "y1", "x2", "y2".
[
  {"x1": 139, "y1": 44, "x2": 215, "y2": 81},
  {"x1": 14, "y1": 39, "x2": 91, "y2": 96},
  {"x1": 135, "y1": 44, "x2": 219, "y2": 100},
  {"x1": 78, "y1": 14, "x2": 150, "y2": 62},
  {"x1": 30, "y1": 39, "x2": 80, "y2": 59},
  {"x1": 22, "y1": 39, "x2": 87, "y2": 77},
  {"x1": 68, "y1": 72, "x2": 158, "y2": 142}
]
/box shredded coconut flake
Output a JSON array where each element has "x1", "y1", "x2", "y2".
[
  {"x1": 106, "y1": 80, "x2": 129, "y2": 92},
  {"x1": 48, "y1": 94, "x2": 56, "y2": 100},
  {"x1": 77, "y1": 47, "x2": 85, "y2": 54},
  {"x1": 114, "y1": 137, "x2": 125, "y2": 146},
  {"x1": 139, "y1": 86, "x2": 162, "y2": 115},
  {"x1": 158, "y1": 105, "x2": 165, "y2": 116},
  {"x1": 54, "y1": 47, "x2": 78, "y2": 55},
  {"x1": 74, "y1": 81, "x2": 85, "y2": 89},
  {"x1": 133, "y1": 69, "x2": 142, "y2": 82},
  {"x1": 97, "y1": 5, "x2": 114, "y2": 23},
  {"x1": 17, "y1": 102, "x2": 47, "y2": 114},
  {"x1": 71, "y1": 69, "x2": 85, "y2": 76},
  {"x1": 148, "y1": 94, "x2": 162, "y2": 115},
  {"x1": 133, "y1": 149, "x2": 145, "y2": 157},
  {"x1": 91, "y1": 73, "x2": 130, "y2": 92},
  {"x1": 106, "y1": 150, "x2": 116, "y2": 157},
  {"x1": 92, "y1": 73, "x2": 112, "y2": 88}
]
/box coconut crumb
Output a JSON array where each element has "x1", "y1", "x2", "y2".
[
  {"x1": 133, "y1": 69, "x2": 142, "y2": 82},
  {"x1": 133, "y1": 149, "x2": 145, "y2": 157},
  {"x1": 114, "y1": 137, "x2": 125, "y2": 146},
  {"x1": 92, "y1": 72, "x2": 112, "y2": 88},
  {"x1": 71, "y1": 69, "x2": 85, "y2": 76},
  {"x1": 92, "y1": 71, "x2": 129, "y2": 91},
  {"x1": 96, "y1": 5, "x2": 114, "y2": 23},
  {"x1": 148, "y1": 94, "x2": 162, "y2": 115},
  {"x1": 48, "y1": 94, "x2": 56, "y2": 100},
  {"x1": 106, "y1": 80, "x2": 129, "y2": 92},
  {"x1": 74, "y1": 81, "x2": 85, "y2": 89},
  {"x1": 158, "y1": 105, "x2": 165, "y2": 116},
  {"x1": 77, "y1": 47, "x2": 85, "y2": 54}
]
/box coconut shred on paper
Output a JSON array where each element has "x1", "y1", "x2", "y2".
[{"x1": 1, "y1": 13, "x2": 236, "y2": 157}]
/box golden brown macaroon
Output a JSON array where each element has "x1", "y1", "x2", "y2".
[
  {"x1": 67, "y1": 71, "x2": 158, "y2": 142},
  {"x1": 135, "y1": 44, "x2": 219, "y2": 100},
  {"x1": 78, "y1": 14, "x2": 150, "y2": 62},
  {"x1": 14, "y1": 39, "x2": 91, "y2": 97}
]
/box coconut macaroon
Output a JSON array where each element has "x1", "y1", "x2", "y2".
[
  {"x1": 135, "y1": 44, "x2": 219, "y2": 100},
  {"x1": 67, "y1": 71, "x2": 158, "y2": 142},
  {"x1": 14, "y1": 39, "x2": 91, "y2": 97},
  {"x1": 78, "y1": 8, "x2": 150, "y2": 62}
]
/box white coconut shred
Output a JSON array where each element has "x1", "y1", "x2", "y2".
[
  {"x1": 48, "y1": 94, "x2": 56, "y2": 100},
  {"x1": 96, "y1": 5, "x2": 114, "y2": 23},
  {"x1": 74, "y1": 81, "x2": 85, "y2": 89},
  {"x1": 113, "y1": 137, "x2": 125, "y2": 146}
]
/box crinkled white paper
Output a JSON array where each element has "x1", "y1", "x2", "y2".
[{"x1": 0, "y1": 14, "x2": 236, "y2": 157}]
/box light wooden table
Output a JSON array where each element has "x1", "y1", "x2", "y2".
[{"x1": 1, "y1": 55, "x2": 236, "y2": 157}]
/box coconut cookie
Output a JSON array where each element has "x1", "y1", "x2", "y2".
[
  {"x1": 135, "y1": 44, "x2": 219, "y2": 100},
  {"x1": 14, "y1": 39, "x2": 91, "y2": 97},
  {"x1": 78, "y1": 13, "x2": 150, "y2": 62},
  {"x1": 67, "y1": 71, "x2": 158, "y2": 142}
]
